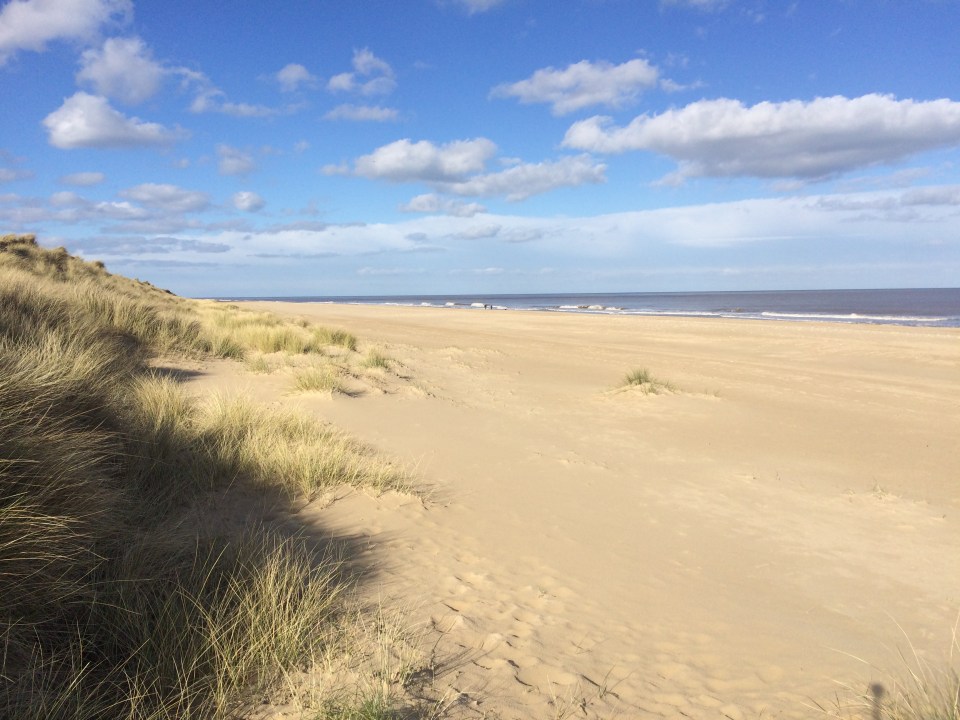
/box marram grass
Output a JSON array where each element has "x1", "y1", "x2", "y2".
[
  {"x1": 0, "y1": 235, "x2": 419, "y2": 719},
  {"x1": 295, "y1": 365, "x2": 346, "y2": 394},
  {"x1": 621, "y1": 367, "x2": 676, "y2": 394}
]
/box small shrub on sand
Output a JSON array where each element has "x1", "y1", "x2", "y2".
[
  {"x1": 362, "y1": 349, "x2": 391, "y2": 370},
  {"x1": 621, "y1": 367, "x2": 675, "y2": 394},
  {"x1": 244, "y1": 353, "x2": 274, "y2": 374},
  {"x1": 295, "y1": 365, "x2": 345, "y2": 394},
  {"x1": 318, "y1": 327, "x2": 359, "y2": 352}
]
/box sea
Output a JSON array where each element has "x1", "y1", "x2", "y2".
[{"x1": 223, "y1": 288, "x2": 960, "y2": 328}]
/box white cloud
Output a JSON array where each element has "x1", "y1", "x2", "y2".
[
  {"x1": 399, "y1": 193, "x2": 486, "y2": 217},
  {"x1": 327, "y1": 48, "x2": 395, "y2": 96},
  {"x1": 119, "y1": 183, "x2": 210, "y2": 213},
  {"x1": 563, "y1": 94, "x2": 960, "y2": 182},
  {"x1": 0, "y1": 0, "x2": 131, "y2": 64},
  {"x1": 232, "y1": 190, "x2": 265, "y2": 212},
  {"x1": 42, "y1": 92, "x2": 183, "y2": 149},
  {"x1": 348, "y1": 139, "x2": 603, "y2": 201},
  {"x1": 216, "y1": 144, "x2": 255, "y2": 176},
  {"x1": 320, "y1": 162, "x2": 350, "y2": 176},
  {"x1": 204, "y1": 225, "x2": 427, "y2": 259},
  {"x1": 0, "y1": 167, "x2": 31, "y2": 182},
  {"x1": 438, "y1": 155, "x2": 607, "y2": 201},
  {"x1": 76, "y1": 36, "x2": 163, "y2": 104},
  {"x1": 449, "y1": 0, "x2": 507, "y2": 14},
  {"x1": 452, "y1": 223, "x2": 501, "y2": 239},
  {"x1": 90, "y1": 200, "x2": 151, "y2": 220},
  {"x1": 491, "y1": 59, "x2": 660, "y2": 115},
  {"x1": 323, "y1": 104, "x2": 398, "y2": 122},
  {"x1": 50, "y1": 190, "x2": 84, "y2": 206},
  {"x1": 354, "y1": 138, "x2": 497, "y2": 182},
  {"x1": 275, "y1": 63, "x2": 317, "y2": 92},
  {"x1": 190, "y1": 88, "x2": 281, "y2": 117},
  {"x1": 60, "y1": 171, "x2": 105, "y2": 186}
]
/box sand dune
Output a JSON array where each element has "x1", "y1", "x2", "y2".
[{"x1": 192, "y1": 304, "x2": 960, "y2": 718}]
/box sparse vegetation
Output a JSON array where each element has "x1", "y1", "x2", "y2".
[
  {"x1": 0, "y1": 235, "x2": 418, "y2": 718},
  {"x1": 620, "y1": 367, "x2": 675, "y2": 394},
  {"x1": 295, "y1": 365, "x2": 346, "y2": 395},
  {"x1": 822, "y1": 625, "x2": 960, "y2": 720},
  {"x1": 362, "y1": 349, "x2": 392, "y2": 370}
]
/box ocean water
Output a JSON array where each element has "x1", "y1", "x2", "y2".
[{"x1": 225, "y1": 288, "x2": 960, "y2": 328}]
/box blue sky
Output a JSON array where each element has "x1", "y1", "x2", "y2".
[{"x1": 1, "y1": 0, "x2": 959, "y2": 297}]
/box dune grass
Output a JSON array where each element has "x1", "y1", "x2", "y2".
[
  {"x1": 822, "y1": 623, "x2": 960, "y2": 720},
  {"x1": 362, "y1": 349, "x2": 392, "y2": 370},
  {"x1": 0, "y1": 235, "x2": 418, "y2": 718},
  {"x1": 621, "y1": 367, "x2": 675, "y2": 394},
  {"x1": 295, "y1": 365, "x2": 347, "y2": 395}
]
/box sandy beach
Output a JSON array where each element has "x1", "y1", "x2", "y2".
[{"x1": 191, "y1": 303, "x2": 960, "y2": 719}]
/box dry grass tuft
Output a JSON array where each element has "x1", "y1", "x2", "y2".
[
  {"x1": 295, "y1": 365, "x2": 346, "y2": 395},
  {"x1": 819, "y1": 619, "x2": 960, "y2": 720},
  {"x1": 362, "y1": 349, "x2": 392, "y2": 370},
  {"x1": 620, "y1": 367, "x2": 676, "y2": 395}
]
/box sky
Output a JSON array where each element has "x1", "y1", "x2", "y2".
[{"x1": 1, "y1": 0, "x2": 960, "y2": 297}]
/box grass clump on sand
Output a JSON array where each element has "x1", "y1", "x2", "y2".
[
  {"x1": 196, "y1": 303, "x2": 359, "y2": 357},
  {"x1": 295, "y1": 365, "x2": 346, "y2": 395},
  {"x1": 362, "y1": 349, "x2": 392, "y2": 370},
  {"x1": 621, "y1": 367, "x2": 675, "y2": 395},
  {"x1": 0, "y1": 235, "x2": 418, "y2": 718},
  {"x1": 823, "y1": 626, "x2": 960, "y2": 720}
]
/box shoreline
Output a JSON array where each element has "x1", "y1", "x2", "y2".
[
  {"x1": 211, "y1": 287, "x2": 960, "y2": 329},
  {"x1": 201, "y1": 303, "x2": 959, "y2": 718}
]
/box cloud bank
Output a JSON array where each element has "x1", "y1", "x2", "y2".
[{"x1": 563, "y1": 94, "x2": 960, "y2": 182}]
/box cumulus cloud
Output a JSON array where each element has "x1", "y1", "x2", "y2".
[
  {"x1": 491, "y1": 58, "x2": 660, "y2": 115},
  {"x1": 232, "y1": 190, "x2": 265, "y2": 212},
  {"x1": 354, "y1": 138, "x2": 497, "y2": 182},
  {"x1": 562, "y1": 94, "x2": 960, "y2": 182},
  {"x1": 399, "y1": 193, "x2": 486, "y2": 217},
  {"x1": 275, "y1": 63, "x2": 317, "y2": 92},
  {"x1": 60, "y1": 171, "x2": 105, "y2": 186},
  {"x1": 76, "y1": 36, "x2": 163, "y2": 104},
  {"x1": 43, "y1": 92, "x2": 184, "y2": 149},
  {"x1": 327, "y1": 48, "x2": 395, "y2": 96},
  {"x1": 0, "y1": 0, "x2": 131, "y2": 65},
  {"x1": 438, "y1": 155, "x2": 607, "y2": 201},
  {"x1": 119, "y1": 183, "x2": 210, "y2": 213},
  {"x1": 347, "y1": 138, "x2": 604, "y2": 201},
  {"x1": 216, "y1": 145, "x2": 255, "y2": 176},
  {"x1": 323, "y1": 104, "x2": 398, "y2": 122}
]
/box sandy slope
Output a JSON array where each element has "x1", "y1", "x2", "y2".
[{"x1": 191, "y1": 304, "x2": 960, "y2": 719}]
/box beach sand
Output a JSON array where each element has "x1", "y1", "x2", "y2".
[{"x1": 189, "y1": 303, "x2": 960, "y2": 718}]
